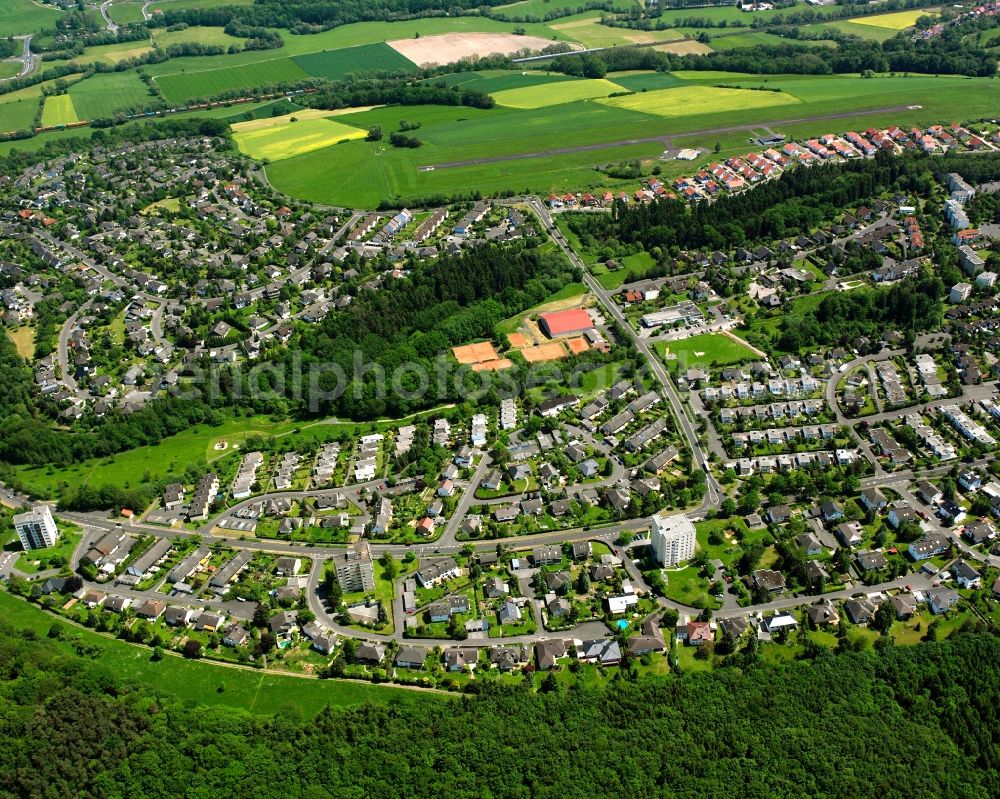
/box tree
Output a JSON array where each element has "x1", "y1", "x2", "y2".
[
  {"x1": 253, "y1": 602, "x2": 270, "y2": 629},
  {"x1": 380, "y1": 552, "x2": 399, "y2": 581}
]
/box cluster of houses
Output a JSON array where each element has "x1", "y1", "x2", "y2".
[{"x1": 546, "y1": 123, "x2": 996, "y2": 211}]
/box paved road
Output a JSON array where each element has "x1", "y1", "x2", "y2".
[
  {"x1": 100, "y1": 2, "x2": 119, "y2": 33},
  {"x1": 420, "y1": 106, "x2": 916, "y2": 171},
  {"x1": 524, "y1": 196, "x2": 722, "y2": 511}
]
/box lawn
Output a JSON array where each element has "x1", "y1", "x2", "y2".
[
  {"x1": 492, "y1": 78, "x2": 626, "y2": 109},
  {"x1": 40, "y1": 94, "x2": 79, "y2": 127},
  {"x1": 657, "y1": 333, "x2": 758, "y2": 369},
  {"x1": 594, "y1": 250, "x2": 656, "y2": 289},
  {"x1": 597, "y1": 85, "x2": 801, "y2": 118},
  {"x1": 292, "y1": 42, "x2": 416, "y2": 81},
  {"x1": 14, "y1": 523, "x2": 81, "y2": 574},
  {"x1": 0, "y1": 591, "x2": 434, "y2": 715},
  {"x1": 232, "y1": 115, "x2": 367, "y2": 161},
  {"x1": 68, "y1": 71, "x2": 155, "y2": 120},
  {"x1": 0, "y1": 0, "x2": 61, "y2": 37},
  {"x1": 662, "y1": 565, "x2": 721, "y2": 610}
]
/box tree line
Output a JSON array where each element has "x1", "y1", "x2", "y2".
[{"x1": 0, "y1": 609, "x2": 996, "y2": 799}]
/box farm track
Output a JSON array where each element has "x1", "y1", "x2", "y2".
[{"x1": 418, "y1": 104, "x2": 914, "y2": 170}]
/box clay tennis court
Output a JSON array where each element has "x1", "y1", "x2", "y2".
[
  {"x1": 507, "y1": 332, "x2": 530, "y2": 348},
  {"x1": 520, "y1": 342, "x2": 567, "y2": 362},
  {"x1": 472, "y1": 358, "x2": 513, "y2": 371},
  {"x1": 566, "y1": 337, "x2": 590, "y2": 355},
  {"x1": 452, "y1": 341, "x2": 501, "y2": 364},
  {"x1": 387, "y1": 33, "x2": 562, "y2": 67}
]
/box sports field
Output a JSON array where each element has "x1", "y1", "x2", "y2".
[
  {"x1": 492, "y1": 78, "x2": 626, "y2": 109},
  {"x1": 107, "y1": 1, "x2": 146, "y2": 25},
  {"x1": 598, "y1": 85, "x2": 800, "y2": 118},
  {"x1": 40, "y1": 94, "x2": 79, "y2": 127},
  {"x1": 657, "y1": 333, "x2": 758, "y2": 368},
  {"x1": 232, "y1": 113, "x2": 367, "y2": 161}
]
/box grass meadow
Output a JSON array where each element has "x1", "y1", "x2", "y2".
[
  {"x1": 40, "y1": 94, "x2": 79, "y2": 127},
  {"x1": 0, "y1": 591, "x2": 435, "y2": 716}
]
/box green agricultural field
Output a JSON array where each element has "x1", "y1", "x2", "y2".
[
  {"x1": 492, "y1": 77, "x2": 627, "y2": 109},
  {"x1": 68, "y1": 71, "x2": 155, "y2": 119},
  {"x1": 155, "y1": 57, "x2": 310, "y2": 103},
  {"x1": 658, "y1": 333, "x2": 759, "y2": 368},
  {"x1": 0, "y1": 62, "x2": 22, "y2": 80},
  {"x1": 146, "y1": 0, "x2": 255, "y2": 12},
  {"x1": 292, "y1": 42, "x2": 415, "y2": 81},
  {"x1": 146, "y1": 16, "x2": 577, "y2": 80},
  {"x1": 857, "y1": 10, "x2": 932, "y2": 30},
  {"x1": 233, "y1": 115, "x2": 367, "y2": 161},
  {"x1": 606, "y1": 70, "x2": 687, "y2": 92},
  {"x1": 448, "y1": 70, "x2": 578, "y2": 93},
  {"x1": 63, "y1": 40, "x2": 153, "y2": 67},
  {"x1": 809, "y1": 19, "x2": 901, "y2": 42},
  {"x1": 0, "y1": 591, "x2": 434, "y2": 715},
  {"x1": 40, "y1": 94, "x2": 78, "y2": 127},
  {"x1": 550, "y1": 13, "x2": 675, "y2": 48},
  {"x1": 598, "y1": 85, "x2": 801, "y2": 118},
  {"x1": 496, "y1": 0, "x2": 637, "y2": 16},
  {"x1": 0, "y1": 0, "x2": 61, "y2": 37},
  {"x1": 108, "y1": 1, "x2": 147, "y2": 26},
  {"x1": 152, "y1": 25, "x2": 243, "y2": 49},
  {"x1": 708, "y1": 31, "x2": 836, "y2": 50},
  {"x1": 0, "y1": 76, "x2": 85, "y2": 133}
]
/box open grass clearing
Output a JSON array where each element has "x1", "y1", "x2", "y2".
[
  {"x1": 233, "y1": 115, "x2": 366, "y2": 161},
  {"x1": 6, "y1": 326, "x2": 35, "y2": 360},
  {"x1": 0, "y1": 591, "x2": 432, "y2": 714},
  {"x1": 152, "y1": 25, "x2": 243, "y2": 49},
  {"x1": 493, "y1": 77, "x2": 627, "y2": 109},
  {"x1": 61, "y1": 40, "x2": 153, "y2": 68},
  {"x1": 597, "y1": 85, "x2": 801, "y2": 118},
  {"x1": 607, "y1": 70, "x2": 688, "y2": 92},
  {"x1": 40, "y1": 93, "x2": 78, "y2": 127}
]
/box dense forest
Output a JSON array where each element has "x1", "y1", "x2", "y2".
[
  {"x1": 0, "y1": 242, "x2": 579, "y2": 476},
  {"x1": 0, "y1": 612, "x2": 997, "y2": 798}
]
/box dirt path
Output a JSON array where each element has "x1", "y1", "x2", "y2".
[{"x1": 417, "y1": 104, "x2": 915, "y2": 171}]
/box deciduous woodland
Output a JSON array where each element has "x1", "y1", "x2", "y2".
[{"x1": 0, "y1": 618, "x2": 997, "y2": 799}]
